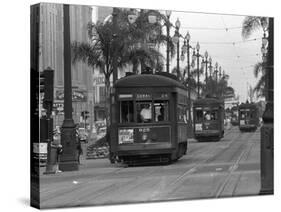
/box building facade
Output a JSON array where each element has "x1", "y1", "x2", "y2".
[{"x1": 31, "y1": 3, "x2": 93, "y2": 127}]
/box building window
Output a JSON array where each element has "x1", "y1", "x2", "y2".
[{"x1": 99, "y1": 86, "x2": 106, "y2": 103}]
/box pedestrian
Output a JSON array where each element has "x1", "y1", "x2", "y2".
[
  {"x1": 77, "y1": 137, "x2": 83, "y2": 164},
  {"x1": 140, "y1": 104, "x2": 152, "y2": 122},
  {"x1": 52, "y1": 131, "x2": 62, "y2": 173}
]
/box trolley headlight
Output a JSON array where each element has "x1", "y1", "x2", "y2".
[
  {"x1": 141, "y1": 133, "x2": 148, "y2": 141},
  {"x1": 118, "y1": 129, "x2": 134, "y2": 144}
]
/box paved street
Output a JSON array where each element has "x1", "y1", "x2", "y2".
[{"x1": 39, "y1": 126, "x2": 260, "y2": 209}]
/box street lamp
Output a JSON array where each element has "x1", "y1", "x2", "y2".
[
  {"x1": 180, "y1": 31, "x2": 193, "y2": 127},
  {"x1": 208, "y1": 56, "x2": 212, "y2": 78},
  {"x1": 214, "y1": 62, "x2": 218, "y2": 84},
  {"x1": 219, "y1": 66, "x2": 222, "y2": 80},
  {"x1": 172, "y1": 18, "x2": 181, "y2": 78},
  {"x1": 213, "y1": 62, "x2": 219, "y2": 97},
  {"x1": 127, "y1": 9, "x2": 138, "y2": 24},
  {"x1": 201, "y1": 50, "x2": 211, "y2": 89},
  {"x1": 192, "y1": 42, "x2": 201, "y2": 98},
  {"x1": 161, "y1": 10, "x2": 173, "y2": 73}
]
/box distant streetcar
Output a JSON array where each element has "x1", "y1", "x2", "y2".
[
  {"x1": 109, "y1": 72, "x2": 189, "y2": 165},
  {"x1": 238, "y1": 102, "x2": 259, "y2": 132},
  {"x1": 230, "y1": 105, "x2": 239, "y2": 126},
  {"x1": 193, "y1": 97, "x2": 225, "y2": 142}
]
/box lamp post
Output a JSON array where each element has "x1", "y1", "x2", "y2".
[
  {"x1": 200, "y1": 50, "x2": 211, "y2": 95},
  {"x1": 218, "y1": 66, "x2": 222, "y2": 97},
  {"x1": 192, "y1": 42, "x2": 201, "y2": 98},
  {"x1": 172, "y1": 18, "x2": 181, "y2": 78},
  {"x1": 181, "y1": 31, "x2": 192, "y2": 131},
  {"x1": 208, "y1": 57, "x2": 212, "y2": 79},
  {"x1": 203, "y1": 51, "x2": 209, "y2": 83},
  {"x1": 165, "y1": 10, "x2": 172, "y2": 73},
  {"x1": 214, "y1": 62, "x2": 218, "y2": 97},
  {"x1": 59, "y1": 4, "x2": 79, "y2": 171}
]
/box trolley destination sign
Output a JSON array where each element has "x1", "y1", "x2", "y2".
[{"x1": 118, "y1": 93, "x2": 169, "y2": 100}]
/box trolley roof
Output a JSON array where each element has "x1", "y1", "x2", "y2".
[
  {"x1": 193, "y1": 97, "x2": 224, "y2": 107},
  {"x1": 239, "y1": 102, "x2": 257, "y2": 109},
  {"x1": 114, "y1": 73, "x2": 186, "y2": 90}
]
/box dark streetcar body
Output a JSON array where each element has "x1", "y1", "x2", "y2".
[
  {"x1": 109, "y1": 73, "x2": 189, "y2": 165},
  {"x1": 238, "y1": 102, "x2": 259, "y2": 132},
  {"x1": 230, "y1": 105, "x2": 239, "y2": 126},
  {"x1": 193, "y1": 97, "x2": 225, "y2": 142}
]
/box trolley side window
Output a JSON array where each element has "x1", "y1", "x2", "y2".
[
  {"x1": 154, "y1": 101, "x2": 169, "y2": 122},
  {"x1": 195, "y1": 108, "x2": 203, "y2": 122},
  {"x1": 177, "y1": 105, "x2": 188, "y2": 123},
  {"x1": 120, "y1": 101, "x2": 134, "y2": 123},
  {"x1": 137, "y1": 102, "x2": 152, "y2": 123}
]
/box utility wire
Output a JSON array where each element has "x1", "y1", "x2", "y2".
[
  {"x1": 181, "y1": 26, "x2": 242, "y2": 31},
  {"x1": 189, "y1": 38, "x2": 261, "y2": 45}
]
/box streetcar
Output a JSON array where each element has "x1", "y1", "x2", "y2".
[
  {"x1": 193, "y1": 97, "x2": 225, "y2": 141},
  {"x1": 230, "y1": 105, "x2": 239, "y2": 126},
  {"x1": 109, "y1": 72, "x2": 189, "y2": 165},
  {"x1": 238, "y1": 102, "x2": 259, "y2": 132}
]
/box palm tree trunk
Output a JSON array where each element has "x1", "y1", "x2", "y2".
[
  {"x1": 104, "y1": 75, "x2": 111, "y2": 130},
  {"x1": 132, "y1": 62, "x2": 138, "y2": 74}
]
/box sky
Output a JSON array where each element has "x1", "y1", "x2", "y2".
[
  {"x1": 92, "y1": 7, "x2": 265, "y2": 103},
  {"x1": 167, "y1": 11, "x2": 263, "y2": 103}
]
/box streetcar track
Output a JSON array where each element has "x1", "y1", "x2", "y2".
[
  {"x1": 153, "y1": 128, "x2": 257, "y2": 199},
  {"x1": 150, "y1": 128, "x2": 243, "y2": 198},
  {"x1": 214, "y1": 133, "x2": 258, "y2": 198},
  {"x1": 41, "y1": 166, "x2": 161, "y2": 206},
  {"x1": 70, "y1": 167, "x2": 162, "y2": 205},
  {"x1": 41, "y1": 128, "x2": 260, "y2": 205}
]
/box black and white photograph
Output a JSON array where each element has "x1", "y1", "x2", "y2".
[
  {"x1": 1, "y1": 0, "x2": 279, "y2": 211},
  {"x1": 29, "y1": 0, "x2": 275, "y2": 209}
]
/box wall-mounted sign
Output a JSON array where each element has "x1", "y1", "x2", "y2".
[
  {"x1": 55, "y1": 90, "x2": 87, "y2": 102},
  {"x1": 118, "y1": 94, "x2": 133, "y2": 99},
  {"x1": 93, "y1": 77, "x2": 105, "y2": 85}
]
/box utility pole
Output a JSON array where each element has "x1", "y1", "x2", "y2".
[{"x1": 260, "y1": 17, "x2": 273, "y2": 195}]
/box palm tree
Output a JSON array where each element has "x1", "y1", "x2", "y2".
[
  {"x1": 252, "y1": 62, "x2": 266, "y2": 97},
  {"x1": 242, "y1": 16, "x2": 268, "y2": 39},
  {"x1": 72, "y1": 19, "x2": 128, "y2": 127},
  {"x1": 242, "y1": 16, "x2": 268, "y2": 98},
  {"x1": 123, "y1": 9, "x2": 174, "y2": 73},
  {"x1": 72, "y1": 9, "x2": 171, "y2": 127}
]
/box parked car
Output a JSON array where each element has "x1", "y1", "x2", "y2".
[
  {"x1": 96, "y1": 127, "x2": 106, "y2": 140},
  {"x1": 78, "y1": 128, "x2": 88, "y2": 143}
]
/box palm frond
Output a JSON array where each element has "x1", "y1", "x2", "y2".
[
  {"x1": 241, "y1": 16, "x2": 267, "y2": 39},
  {"x1": 253, "y1": 62, "x2": 264, "y2": 78}
]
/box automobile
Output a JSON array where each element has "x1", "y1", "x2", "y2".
[
  {"x1": 78, "y1": 128, "x2": 88, "y2": 143},
  {"x1": 96, "y1": 127, "x2": 106, "y2": 140}
]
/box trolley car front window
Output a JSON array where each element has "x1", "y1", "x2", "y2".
[
  {"x1": 120, "y1": 101, "x2": 134, "y2": 123},
  {"x1": 196, "y1": 109, "x2": 218, "y2": 121}
]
